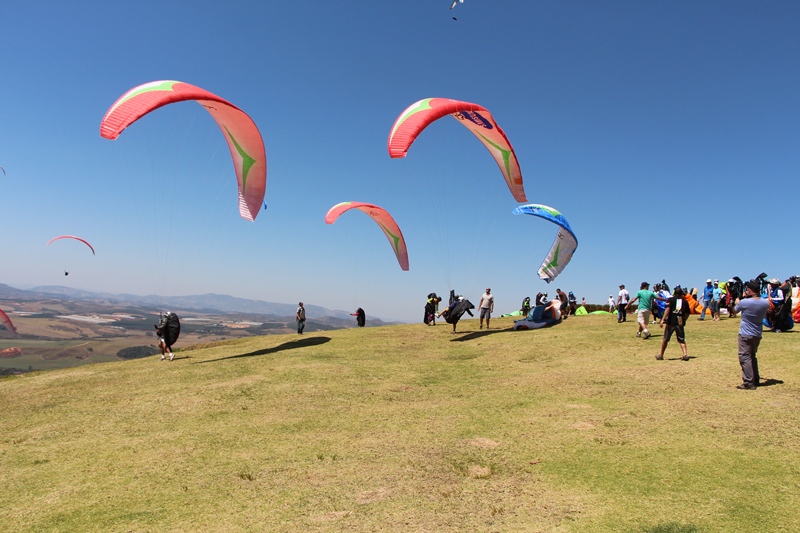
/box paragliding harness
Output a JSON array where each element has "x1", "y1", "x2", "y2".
[
  {"x1": 353, "y1": 308, "x2": 366, "y2": 327},
  {"x1": 442, "y1": 289, "x2": 474, "y2": 324},
  {"x1": 767, "y1": 283, "x2": 793, "y2": 332},
  {"x1": 155, "y1": 312, "x2": 181, "y2": 348},
  {"x1": 424, "y1": 293, "x2": 438, "y2": 325}
]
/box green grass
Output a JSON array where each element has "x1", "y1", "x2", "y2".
[{"x1": 1, "y1": 315, "x2": 799, "y2": 532}]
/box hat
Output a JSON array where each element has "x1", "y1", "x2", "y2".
[
  {"x1": 619, "y1": 284, "x2": 625, "y2": 288},
  {"x1": 746, "y1": 280, "x2": 761, "y2": 293},
  {"x1": 728, "y1": 278, "x2": 735, "y2": 283},
  {"x1": 706, "y1": 279, "x2": 712, "y2": 283},
  {"x1": 769, "y1": 278, "x2": 780, "y2": 285}
]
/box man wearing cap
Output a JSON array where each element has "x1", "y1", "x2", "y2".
[
  {"x1": 616, "y1": 284, "x2": 629, "y2": 323},
  {"x1": 711, "y1": 280, "x2": 723, "y2": 321},
  {"x1": 478, "y1": 287, "x2": 494, "y2": 329},
  {"x1": 699, "y1": 279, "x2": 714, "y2": 320},
  {"x1": 765, "y1": 278, "x2": 785, "y2": 330},
  {"x1": 733, "y1": 281, "x2": 770, "y2": 389}
]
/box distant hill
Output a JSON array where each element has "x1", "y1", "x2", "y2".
[{"x1": 0, "y1": 284, "x2": 401, "y2": 325}]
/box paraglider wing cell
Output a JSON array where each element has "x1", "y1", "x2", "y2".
[
  {"x1": 325, "y1": 201, "x2": 409, "y2": 271},
  {"x1": 47, "y1": 235, "x2": 96, "y2": 255},
  {"x1": 387, "y1": 97, "x2": 526, "y2": 202},
  {"x1": 512, "y1": 204, "x2": 578, "y2": 283},
  {"x1": 100, "y1": 80, "x2": 267, "y2": 222},
  {"x1": 0, "y1": 309, "x2": 18, "y2": 337}
]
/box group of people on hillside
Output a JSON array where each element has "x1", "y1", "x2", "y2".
[
  {"x1": 617, "y1": 274, "x2": 797, "y2": 390},
  {"x1": 423, "y1": 289, "x2": 485, "y2": 333}
]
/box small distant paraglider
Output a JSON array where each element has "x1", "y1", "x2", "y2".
[
  {"x1": 450, "y1": 0, "x2": 464, "y2": 9},
  {"x1": 0, "y1": 166, "x2": 6, "y2": 176},
  {"x1": 47, "y1": 236, "x2": 95, "y2": 276},
  {"x1": 47, "y1": 236, "x2": 95, "y2": 255}
]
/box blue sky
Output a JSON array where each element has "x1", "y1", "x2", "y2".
[{"x1": 1, "y1": 1, "x2": 798, "y2": 322}]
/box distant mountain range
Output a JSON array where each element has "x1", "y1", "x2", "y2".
[{"x1": 0, "y1": 284, "x2": 399, "y2": 324}]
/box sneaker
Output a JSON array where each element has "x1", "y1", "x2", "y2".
[
  {"x1": 655, "y1": 355, "x2": 664, "y2": 360},
  {"x1": 643, "y1": 331, "x2": 651, "y2": 339},
  {"x1": 736, "y1": 384, "x2": 757, "y2": 390},
  {"x1": 169, "y1": 353, "x2": 174, "y2": 361},
  {"x1": 681, "y1": 355, "x2": 689, "y2": 361},
  {"x1": 160, "y1": 355, "x2": 165, "y2": 361},
  {"x1": 636, "y1": 332, "x2": 641, "y2": 337}
]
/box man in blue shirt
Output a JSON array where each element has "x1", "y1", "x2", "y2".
[
  {"x1": 699, "y1": 279, "x2": 713, "y2": 320},
  {"x1": 734, "y1": 281, "x2": 771, "y2": 389},
  {"x1": 711, "y1": 280, "x2": 723, "y2": 321}
]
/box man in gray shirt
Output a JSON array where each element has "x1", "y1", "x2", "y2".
[{"x1": 733, "y1": 281, "x2": 771, "y2": 390}]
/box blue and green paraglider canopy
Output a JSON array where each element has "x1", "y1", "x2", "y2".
[{"x1": 512, "y1": 203, "x2": 578, "y2": 283}]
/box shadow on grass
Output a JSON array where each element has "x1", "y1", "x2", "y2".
[
  {"x1": 450, "y1": 328, "x2": 516, "y2": 342},
  {"x1": 195, "y1": 336, "x2": 332, "y2": 364},
  {"x1": 759, "y1": 378, "x2": 784, "y2": 387}
]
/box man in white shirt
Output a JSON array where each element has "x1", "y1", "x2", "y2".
[
  {"x1": 617, "y1": 284, "x2": 629, "y2": 323},
  {"x1": 478, "y1": 288, "x2": 494, "y2": 329}
]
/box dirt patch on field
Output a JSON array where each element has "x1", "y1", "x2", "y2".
[
  {"x1": 356, "y1": 487, "x2": 390, "y2": 504},
  {"x1": 467, "y1": 437, "x2": 499, "y2": 448}
]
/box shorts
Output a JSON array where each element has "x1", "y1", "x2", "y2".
[
  {"x1": 480, "y1": 307, "x2": 491, "y2": 319},
  {"x1": 710, "y1": 301, "x2": 720, "y2": 313},
  {"x1": 663, "y1": 324, "x2": 685, "y2": 344},
  {"x1": 637, "y1": 309, "x2": 651, "y2": 325}
]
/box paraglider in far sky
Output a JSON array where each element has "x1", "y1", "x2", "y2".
[
  {"x1": 0, "y1": 308, "x2": 17, "y2": 337},
  {"x1": 450, "y1": 0, "x2": 464, "y2": 8},
  {"x1": 64, "y1": 271, "x2": 69, "y2": 276},
  {"x1": 325, "y1": 201, "x2": 409, "y2": 271},
  {"x1": 47, "y1": 235, "x2": 96, "y2": 255},
  {"x1": 388, "y1": 98, "x2": 527, "y2": 203},
  {"x1": 100, "y1": 80, "x2": 267, "y2": 222},
  {"x1": 0, "y1": 166, "x2": 5, "y2": 176},
  {"x1": 512, "y1": 204, "x2": 578, "y2": 283}
]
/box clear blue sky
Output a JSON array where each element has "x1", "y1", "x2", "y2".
[{"x1": 1, "y1": 1, "x2": 798, "y2": 322}]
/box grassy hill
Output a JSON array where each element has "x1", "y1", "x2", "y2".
[{"x1": 1, "y1": 315, "x2": 798, "y2": 532}]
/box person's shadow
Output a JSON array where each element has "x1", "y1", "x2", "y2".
[
  {"x1": 450, "y1": 328, "x2": 514, "y2": 342},
  {"x1": 759, "y1": 378, "x2": 784, "y2": 387},
  {"x1": 196, "y1": 336, "x2": 331, "y2": 364}
]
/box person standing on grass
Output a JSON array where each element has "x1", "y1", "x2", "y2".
[
  {"x1": 657, "y1": 286, "x2": 690, "y2": 361},
  {"x1": 556, "y1": 288, "x2": 569, "y2": 320},
  {"x1": 626, "y1": 282, "x2": 666, "y2": 339},
  {"x1": 699, "y1": 279, "x2": 713, "y2": 320},
  {"x1": 617, "y1": 284, "x2": 629, "y2": 323},
  {"x1": 296, "y1": 302, "x2": 306, "y2": 334},
  {"x1": 608, "y1": 295, "x2": 616, "y2": 313},
  {"x1": 734, "y1": 280, "x2": 770, "y2": 389},
  {"x1": 478, "y1": 287, "x2": 494, "y2": 329},
  {"x1": 712, "y1": 280, "x2": 723, "y2": 321}
]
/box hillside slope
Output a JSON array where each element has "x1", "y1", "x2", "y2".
[{"x1": 1, "y1": 317, "x2": 799, "y2": 532}]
